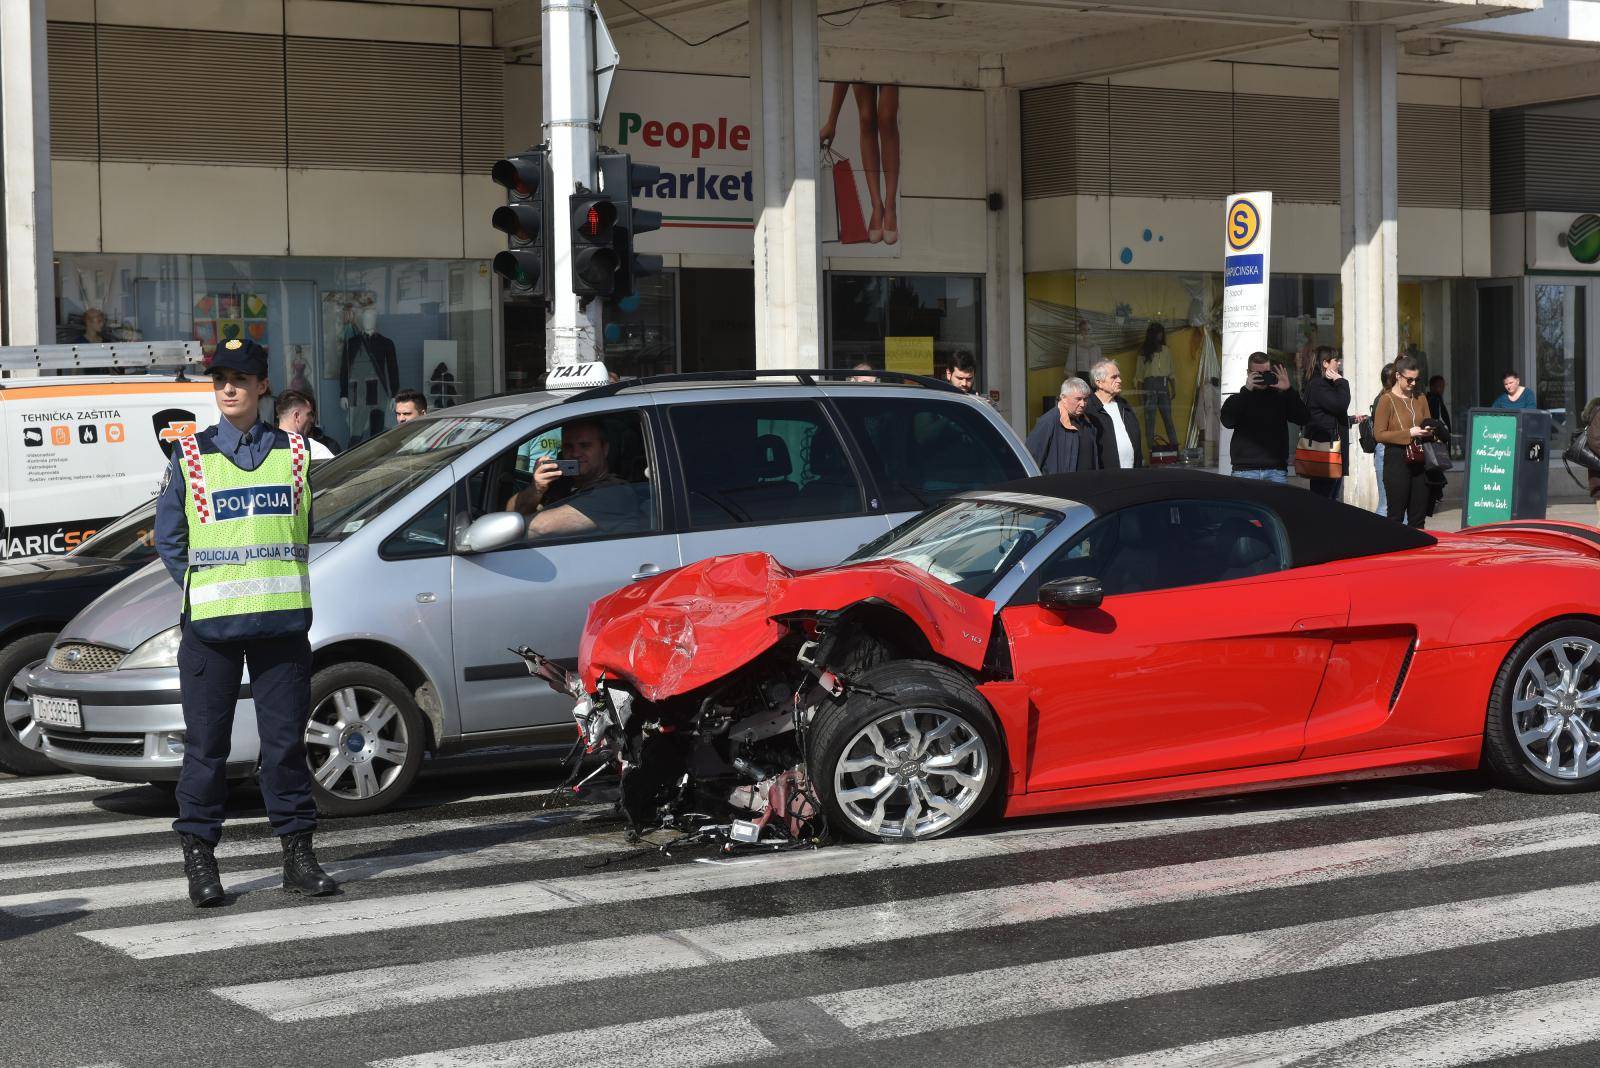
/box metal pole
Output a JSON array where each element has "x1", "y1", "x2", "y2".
[
  {"x1": 542, "y1": 0, "x2": 603, "y2": 367},
  {"x1": 0, "y1": 0, "x2": 54, "y2": 346}
]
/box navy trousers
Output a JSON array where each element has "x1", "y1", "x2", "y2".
[{"x1": 173, "y1": 626, "x2": 317, "y2": 844}]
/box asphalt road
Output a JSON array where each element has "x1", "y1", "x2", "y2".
[{"x1": 5, "y1": 759, "x2": 1600, "y2": 1068}]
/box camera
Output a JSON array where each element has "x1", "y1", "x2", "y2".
[{"x1": 1251, "y1": 367, "x2": 1279, "y2": 388}]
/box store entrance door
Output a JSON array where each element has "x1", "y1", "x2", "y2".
[{"x1": 1530, "y1": 279, "x2": 1592, "y2": 442}]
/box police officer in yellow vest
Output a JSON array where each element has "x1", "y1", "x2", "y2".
[{"x1": 154, "y1": 338, "x2": 337, "y2": 906}]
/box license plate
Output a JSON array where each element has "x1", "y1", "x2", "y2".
[{"x1": 32, "y1": 696, "x2": 81, "y2": 730}]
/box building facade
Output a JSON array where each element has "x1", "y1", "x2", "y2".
[{"x1": 8, "y1": 0, "x2": 1600, "y2": 454}]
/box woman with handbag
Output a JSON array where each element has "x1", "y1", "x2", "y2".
[
  {"x1": 1373, "y1": 354, "x2": 1438, "y2": 528},
  {"x1": 1300, "y1": 347, "x2": 1368, "y2": 499}
]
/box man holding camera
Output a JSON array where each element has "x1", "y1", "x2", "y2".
[
  {"x1": 1220, "y1": 352, "x2": 1310, "y2": 484},
  {"x1": 505, "y1": 419, "x2": 638, "y2": 537}
]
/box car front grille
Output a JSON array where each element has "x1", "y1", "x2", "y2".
[
  {"x1": 48, "y1": 642, "x2": 125, "y2": 673},
  {"x1": 42, "y1": 731, "x2": 144, "y2": 758}
]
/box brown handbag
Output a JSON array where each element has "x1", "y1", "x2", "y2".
[{"x1": 1391, "y1": 395, "x2": 1425, "y2": 463}]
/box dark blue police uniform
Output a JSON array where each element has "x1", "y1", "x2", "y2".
[{"x1": 154, "y1": 338, "x2": 335, "y2": 905}]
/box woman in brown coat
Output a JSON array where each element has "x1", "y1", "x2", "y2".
[
  {"x1": 1584, "y1": 397, "x2": 1600, "y2": 524},
  {"x1": 1373, "y1": 354, "x2": 1438, "y2": 528}
]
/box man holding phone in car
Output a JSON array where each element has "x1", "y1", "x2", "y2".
[
  {"x1": 504, "y1": 419, "x2": 640, "y2": 537},
  {"x1": 1220, "y1": 351, "x2": 1310, "y2": 484}
]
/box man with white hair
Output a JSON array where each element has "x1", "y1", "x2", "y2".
[
  {"x1": 1084, "y1": 358, "x2": 1141, "y2": 469},
  {"x1": 1026, "y1": 377, "x2": 1100, "y2": 474}
]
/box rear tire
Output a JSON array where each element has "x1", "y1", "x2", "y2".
[
  {"x1": 809, "y1": 659, "x2": 1002, "y2": 843},
  {"x1": 305, "y1": 663, "x2": 426, "y2": 817},
  {"x1": 1483, "y1": 619, "x2": 1600, "y2": 793},
  {"x1": 0, "y1": 632, "x2": 60, "y2": 775}
]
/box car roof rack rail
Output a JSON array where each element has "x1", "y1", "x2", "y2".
[
  {"x1": 565, "y1": 366, "x2": 962, "y2": 403},
  {"x1": 0, "y1": 340, "x2": 206, "y2": 379}
]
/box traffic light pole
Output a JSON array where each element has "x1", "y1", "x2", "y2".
[{"x1": 542, "y1": 0, "x2": 604, "y2": 367}]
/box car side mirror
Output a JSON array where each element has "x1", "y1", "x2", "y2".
[
  {"x1": 1039, "y1": 576, "x2": 1103, "y2": 612},
  {"x1": 458, "y1": 511, "x2": 526, "y2": 554}
]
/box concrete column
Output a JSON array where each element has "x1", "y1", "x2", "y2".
[
  {"x1": 750, "y1": 0, "x2": 821, "y2": 370},
  {"x1": 1338, "y1": 24, "x2": 1398, "y2": 513},
  {"x1": 0, "y1": 0, "x2": 54, "y2": 345},
  {"x1": 981, "y1": 57, "x2": 1026, "y2": 432}
]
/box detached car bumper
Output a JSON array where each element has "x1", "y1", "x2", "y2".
[{"x1": 22, "y1": 663, "x2": 261, "y2": 782}]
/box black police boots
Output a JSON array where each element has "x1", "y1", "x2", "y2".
[
  {"x1": 178, "y1": 832, "x2": 224, "y2": 908},
  {"x1": 281, "y1": 831, "x2": 338, "y2": 897}
]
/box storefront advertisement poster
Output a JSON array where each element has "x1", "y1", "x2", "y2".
[
  {"x1": 608, "y1": 71, "x2": 908, "y2": 258},
  {"x1": 884, "y1": 336, "x2": 934, "y2": 375}
]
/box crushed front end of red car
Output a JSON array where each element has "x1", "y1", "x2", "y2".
[{"x1": 519, "y1": 551, "x2": 999, "y2": 848}]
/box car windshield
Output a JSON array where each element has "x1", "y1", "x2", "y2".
[
  {"x1": 69, "y1": 499, "x2": 159, "y2": 562},
  {"x1": 311, "y1": 415, "x2": 508, "y2": 540},
  {"x1": 848, "y1": 497, "x2": 1060, "y2": 595}
]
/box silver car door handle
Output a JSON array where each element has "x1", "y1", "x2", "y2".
[{"x1": 632, "y1": 563, "x2": 661, "y2": 581}]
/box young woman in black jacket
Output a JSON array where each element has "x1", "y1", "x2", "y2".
[{"x1": 1301, "y1": 347, "x2": 1368, "y2": 500}]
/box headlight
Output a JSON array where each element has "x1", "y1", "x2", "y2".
[{"x1": 120, "y1": 626, "x2": 181, "y2": 670}]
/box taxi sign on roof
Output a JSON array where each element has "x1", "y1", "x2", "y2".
[{"x1": 545, "y1": 362, "x2": 611, "y2": 389}]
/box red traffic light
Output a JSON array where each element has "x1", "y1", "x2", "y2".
[{"x1": 572, "y1": 196, "x2": 617, "y2": 242}]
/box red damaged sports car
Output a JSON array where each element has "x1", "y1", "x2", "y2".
[{"x1": 551, "y1": 469, "x2": 1600, "y2": 844}]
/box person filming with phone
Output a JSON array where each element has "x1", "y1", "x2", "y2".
[
  {"x1": 505, "y1": 419, "x2": 639, "y2": 538},
  {"x1": 1220, "y1": 351, "x2": 1310, "y2": 484}
]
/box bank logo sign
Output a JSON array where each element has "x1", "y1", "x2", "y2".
[
  {"x1": 212, "y1": 486, "x2": 293, "y2": 521},
  {"x1": 1559, "y1": 213, "x2": 1600, "y2": 265}
]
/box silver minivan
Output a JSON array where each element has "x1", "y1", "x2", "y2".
[{"x1": 24, "y1": 374, "x2": 1035, "y2": 814}]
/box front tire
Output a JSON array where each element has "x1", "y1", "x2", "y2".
[
  {"x1": 809, "y1": 659, "x2": 1002, "y2": 843},
  {"x1": 0, "y1": 633, "x2": 60, "y2": 775},
  {"x1": 304, "y1": 663, "x2": 426, "y2": 817},
  {"x1": 1484, "y1": 619, "x2": 1600, "y2": 792}
]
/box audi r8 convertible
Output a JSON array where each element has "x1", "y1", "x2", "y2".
[{"x1": 543, "y1": 469, "x2": 1600, "y2": 844}]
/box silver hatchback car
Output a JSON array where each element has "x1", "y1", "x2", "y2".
[{"x1": 24, "y1": 373, "x2": 1035, "y2": 815}]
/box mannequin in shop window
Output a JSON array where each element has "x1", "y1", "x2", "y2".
[{"x1": 340, "y1": 308, "x2": 399, "y2": 444}]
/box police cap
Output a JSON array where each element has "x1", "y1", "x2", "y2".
[{"x1": 209, "y1": 337, "x2": 269, "y2": 379}]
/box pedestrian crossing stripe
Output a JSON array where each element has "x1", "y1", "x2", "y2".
[
  {"x1": 369, "y1": 879, "x2": 1600, "y2": 1068},
  {"x1": 0, "y1": 774, "x2": 122, "y2": 802},
  {"x1": 77, "y1": 791, "x2": 1478, "y2": 960},
  {"x1": 212, "y1": 812, "x2": 1600, "y2": 1022}
]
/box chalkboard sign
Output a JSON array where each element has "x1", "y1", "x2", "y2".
[{"x1": 1465, "y1": 412, "x2": 1517, "y2": 526}]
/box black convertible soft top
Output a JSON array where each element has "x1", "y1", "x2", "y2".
[{"x1": 985, "y1": 468, "x2": 1436, "y2": 568}]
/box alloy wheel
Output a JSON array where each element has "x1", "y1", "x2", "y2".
[
  {"x1": 2, "y1": 660, "x2": 46, "y2": 754},
  {"x1": 832, "y1": 706, "x2": 989, "y2": 840},
  {"x1": 1513, "y1": 636, "x2": 1600, "y2": 780},
  {"x1": 305, "y1": 685, "x2": 411, "y2": 801}
]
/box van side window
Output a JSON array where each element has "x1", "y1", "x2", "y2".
[
  {"x1": 832, "y1": 397, "x2": 1025, "y2": 511},
  {"x1": 468, "y1": 411, "x2": 659, "y2": 544},
  {"x1": 669, "y1": 400, "x2": 864, "y2": 527},
  {"x1": 380, "y1": 491, "x2": 452, "y2": 560}
]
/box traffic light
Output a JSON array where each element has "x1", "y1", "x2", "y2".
[
  {"x1": 570, "y1": 192, "x2": 619, "y2": 299},
  {"x1": 598, "y1": 151, "x2": 664, "y2": 302},
  {"x1": 491, "y1": 146, "x2": 551, "y2": 301}
]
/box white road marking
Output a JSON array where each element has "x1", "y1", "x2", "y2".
[
  {"x1": 0, "y1": 775, "x2": 119, "y2": 801},
  {"x1": 1060, "y1": 978, "x2": 1600, "y2": 1067},
  {"x1": 0, "y1": 787, "x2": 582, "y2": 851},
  {"x1": 1, "y1": 823, "x2": 645, "y2": 916},
  {"x1": 378, "y1": 1010, "x2": 777, "y2": 1068},
  {"x1": 0, "y1": 809, "x2": 605, "y2": 885},
  {"x1": 80, "y1": 791, "x2": 1475, "y2": 959},
  {"x1": 217, "y1": 813, "x2": 1593, "y2": 1022},
  {"x1": 374, "y1": 880, "x2": 1600, "y2": 1068}
]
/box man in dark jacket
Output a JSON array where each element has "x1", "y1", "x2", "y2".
[
  {"x1": 1220, "y1": 352, "x2": 1309, "y2": 483},
  {"x1": 1027, "y1": 377, "x2": 1100, "y2": 475},
  {"x1": 1084, "y1": 358, "x2": 1142, "y2": 469}
]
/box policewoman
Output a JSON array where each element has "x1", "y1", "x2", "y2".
[{"x1": 154, "y1": 338, "x2": 337, "y2": 907}]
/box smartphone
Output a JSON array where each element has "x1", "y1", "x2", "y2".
[{"x1": 552, "y1": 458, "x2": 581, "y2": 477}]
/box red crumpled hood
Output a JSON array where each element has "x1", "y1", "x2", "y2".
[{"x1": 579, "y1": 552, "x2": 995, "y2": 700}]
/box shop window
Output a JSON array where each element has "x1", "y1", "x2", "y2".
[
  {"x1": 55, "y1": 253, "x2": 495, "y2": 451},
  {"x1": 828, "y1": 273, "x2": 982, "y2": 388},
  {"x1": 604, "y1": 271, "x2": 679, "y2": 379}
]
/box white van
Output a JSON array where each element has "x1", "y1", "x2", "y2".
[{"x1": 0, "y1": 372, "x2": 219, "y2": 559}]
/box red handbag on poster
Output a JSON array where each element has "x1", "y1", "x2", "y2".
[{"x1": 823, "y1": 146, "x2": 869, "y2": 245}]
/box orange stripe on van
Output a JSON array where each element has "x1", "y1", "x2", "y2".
[{"x1": 0, "y1": 382, "x2": 214, "y2": 400}]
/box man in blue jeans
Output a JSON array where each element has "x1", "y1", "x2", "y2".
[{"x1": 1220, "y1": 351, "x2": 1309, "y2": 485}]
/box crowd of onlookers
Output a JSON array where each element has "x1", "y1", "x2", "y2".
[{"x1": 1024, "y1": 349, "x2": 1555, "y2": 531}]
